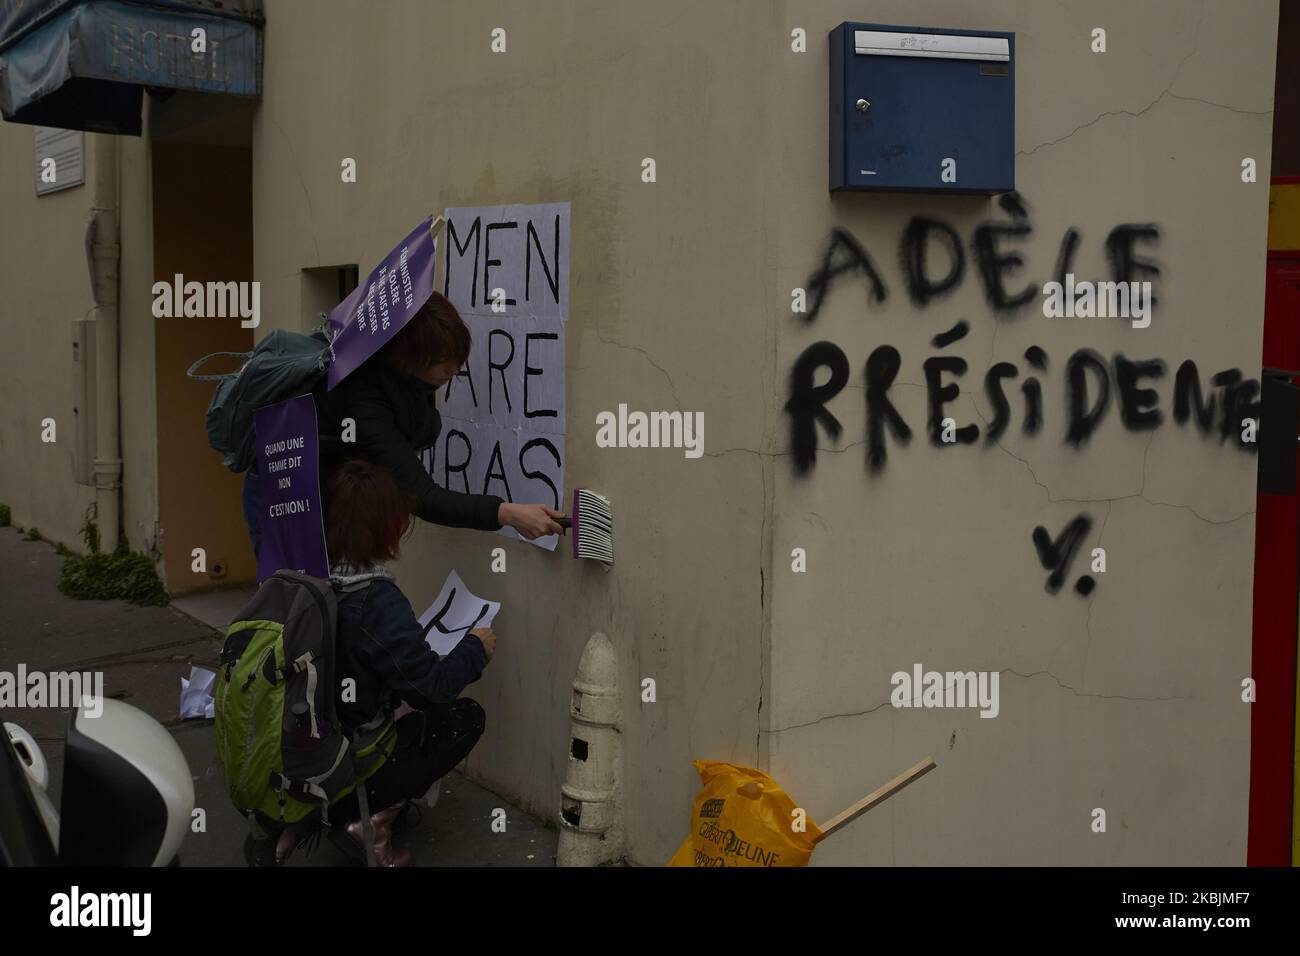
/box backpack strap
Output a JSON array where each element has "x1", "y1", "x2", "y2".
[
  {"x1": 247, "y1": 812, "x2": 270, "y2": 841},
  {"x1": 272, "y1": 767, "x2": 379, "y2": 866},
  {"x1": 187, "y1": 350, "x2": 252, "y2": 382},
  {"x1": 355, "y1": 784, "x2": 379, "y2": 868},
  {"x1": 268, "y1": 650, "x2": 317, "y2": 681}
]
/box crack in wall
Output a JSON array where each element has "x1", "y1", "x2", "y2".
[
  {"x1": 1081, "y1": 498, "x2": 1113, "y2": 684},
  {"x1": 706, "y1": 387, "x2": 1253, "y2": 525},
  {"x1": 963, "y1": 394, "x2": 1253, "y2": 526},
  {"x1": 1017, "y1": 5, "x2": 1265, "y2": 160},
  {"x1": 593, "y1": 315, "x2": 686, "y2": 410},
  {"x1": 768, "y1": 665, "x2": 1190, "y2": 735}
]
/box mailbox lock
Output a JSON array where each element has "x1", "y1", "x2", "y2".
[{"x1": 855, "y1": 98, "x2": 871, "y2": 113}]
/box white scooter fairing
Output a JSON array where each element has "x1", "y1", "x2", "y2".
[{"x1": 1, "y1": 697, "x2": 194, "y2": 866}]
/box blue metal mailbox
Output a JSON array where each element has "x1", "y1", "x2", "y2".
[{"x1": 830, "y1": 22, "x2": 1015, "y2": 194}]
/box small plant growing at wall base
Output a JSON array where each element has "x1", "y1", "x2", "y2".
[
  {"x1": 0, "y1": 503, "x2": 10, "y2": 526},
  {"x1": 59, "y1": 551, "x2": 169, "y2": 606},
  {"x1": 80, "y1": 503, "x2": 101, "y2": 555},
  {"x1": 25, "y1": 527, "x2": 42, "y2": 541},
  {"x1": 57, "y1": 507, "x2": 168, "y2": 607}
]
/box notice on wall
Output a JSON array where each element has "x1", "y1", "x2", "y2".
[
  {"x1": 432, "y1": 202, "x2": 570, "y2": 550},
  {"x1": 254, "y1": 395, "x2": 329, "y2": 581},
  {"x1": 418, "y1": 569, "x2": 501, "y2": 657},
  {"x1": 34, "y1": 127, "x2": 84, "y2": 196},
  {"x1": 326, "y1": 216, "x2": 437, "y2": 389}
]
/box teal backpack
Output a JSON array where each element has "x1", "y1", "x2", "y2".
[{"x1": 187, "y1": 326, "x2": 331, "y2": 473}]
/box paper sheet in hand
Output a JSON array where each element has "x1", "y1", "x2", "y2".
[{"x1": 418, "y1": 569, "x2": 500, "y2": 656}]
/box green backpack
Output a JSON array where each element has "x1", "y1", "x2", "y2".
[
  {"x1": 187, "y1": 327, "x2": 331, "y2": 474},
  {"x1": 214, "y1": 570, "x2": 394, "y2": 827}
]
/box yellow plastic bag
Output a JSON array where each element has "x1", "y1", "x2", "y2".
[{"x1": 667, "y1": 760, "x2": 823, "y2": 867}]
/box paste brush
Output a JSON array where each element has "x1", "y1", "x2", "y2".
[{"x1": 557, "y1": 488, "x2": 613, "y2": 564}]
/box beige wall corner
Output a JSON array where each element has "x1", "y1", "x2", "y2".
[{"x1": 771, "y1": 0, "x2": 1276, "y2": 864}]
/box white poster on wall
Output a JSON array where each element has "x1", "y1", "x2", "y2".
[{"x1": 432, "y1": 202, "x2": 570, "y2": 550}]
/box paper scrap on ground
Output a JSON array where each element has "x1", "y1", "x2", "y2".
[
  {"x1": 180, "y1": 665, "x2": 217, "y2": 719},
  {"x1": 418, "y1": 569, "x2": 500, "y2": 656}
]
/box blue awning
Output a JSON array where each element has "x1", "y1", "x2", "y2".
[{"x1": 0, "y1": 0, "x2": 262, "y2": 135}]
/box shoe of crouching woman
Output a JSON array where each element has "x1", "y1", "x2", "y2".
[{"x1": 339, "y1": 802, "x2": 415, "y2": 867}]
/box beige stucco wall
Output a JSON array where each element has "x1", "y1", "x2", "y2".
[
  {"x1": 253, "y1": 0, "x2": 1278, "y2": 864},
  {"x1": 771, "y1": 0, "x2": 1276, "y2": 864},
  {"x1": 0, "y1": 129, "x2": 100, "y2": 546},
  {"x1": 0, "y1": 123, "x2": 160, "y2": 559},
  {"x1": 253, "y1": 0, "x2": 778, "y2": 862}
]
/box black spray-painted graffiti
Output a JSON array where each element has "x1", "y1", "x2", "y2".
[
  {"x1": 1032, "y1": 515, "x2": 1094, "y2": 596},
  {"x1": 802, "y1": 192, "x2": 1160, "y2": 323},
  {"x1": 787, "y1": 193, "x2": 1259, "y2": 597}
]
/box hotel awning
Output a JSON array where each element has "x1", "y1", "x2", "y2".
[{"x1": 0, "y1": 0, "x2": 262, "y2": 135}]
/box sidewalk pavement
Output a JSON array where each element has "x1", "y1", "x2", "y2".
[{"x1": 0, "y1": 526, "x2": 557, "y2": 866}]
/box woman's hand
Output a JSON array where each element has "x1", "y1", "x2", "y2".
[
  {"x1": 498, "y1": 503, "x2": 566, "y2": 540},
  {"x1": 470, "y1": 627, "x2": 496, "y2": 661}
]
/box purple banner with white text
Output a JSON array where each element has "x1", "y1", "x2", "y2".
[
  {"x1": 254, "y1": 395, "x2": 329, "y2": 582},
  {"x1": 326, "y1": 216, "x2": 437, "y2": 389}
]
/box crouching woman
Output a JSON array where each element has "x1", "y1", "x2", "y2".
[{"x1": 253, "y1": 459, "x2": 494, "y2": 866}]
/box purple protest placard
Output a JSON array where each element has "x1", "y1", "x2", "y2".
[
  {"x1": 254, "y1": 395, "x2": 329, "y2": 582},
  {"x1": 326, "y1": 216, "x2": 437, "y2": 389}
]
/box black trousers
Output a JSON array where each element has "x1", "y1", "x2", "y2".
[{"x1": 328, "y1": 698, "x2": 486, "y2": 825}]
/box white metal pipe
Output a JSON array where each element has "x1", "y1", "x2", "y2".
[{"x1": 88, "y1": 133, "x2": 121, "y2": 551}]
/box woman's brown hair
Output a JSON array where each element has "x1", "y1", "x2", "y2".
[
  {"x1": 323, "y1": 460, "x2": 415, "y2": 570},
  {"x1": 380, "y1": 290, "x2": 472, "y2": 378}
]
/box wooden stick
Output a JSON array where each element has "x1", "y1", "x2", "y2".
[{"x1": 812, "y1": 756, "x2": 937, "y2": 844}]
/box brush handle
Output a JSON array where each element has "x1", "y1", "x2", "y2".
[{"x1": 571, "y1": 488, "x2": 581, "y2": 559}]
